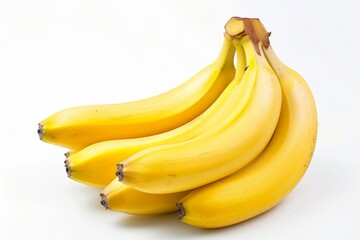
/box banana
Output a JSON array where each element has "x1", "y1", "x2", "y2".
[
  {"x1": 117, "y1": 35, "x2": 282, "y2": 194},
  {"x1": 100, "y1": 178, "x2": 190, "y2": 215},
  {"x1": 176, "y1": 20, "x2": 318, "y2": 228},
  {"x1": 38, "y1": 34, "x2": 236, "y2": 149},
  {"x1": 63, "y1": 42, "x2": 247, "y2": 188}
]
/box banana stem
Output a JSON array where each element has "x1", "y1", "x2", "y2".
[
  {"x1": 224, "y1": 17, "x2": 271, "y2": 55},
  {"x1": 225, "y1": 17, "x2": 245, "y2": 37},
  {"x1": 211, "y1": 34, "x2": 236, "y2": 69}
]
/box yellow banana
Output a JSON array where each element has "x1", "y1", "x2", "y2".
[
  {"x1": 100, "y1": 178, "x2": 190, "y2": 215},
  {"x1": 63, "y1": 42, "x2": 247, "y2": 188},
  {"x1": 117, "y1": 35, "x2": 282, "y2": 194},
  {"x1": 38, "y1": 34, "x2": 236, "y2": 149},
  {"x1": 176, "y1": 22, "x2": 318, "y2": 228}
]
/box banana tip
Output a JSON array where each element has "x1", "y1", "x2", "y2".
[
  {"x1": 116, "y1": 164, "x2": 124, "y2": 181},
  {"x1": 64, "y1": 160, "x2": 71, "y2": 177},
  {"x1": 100, "y1": 193, "x2": 108, "y2": 209},
  {"x1": 37, "y1": 123, "x2": 43, "y2": 140},
  {"x1": 176, "y1": 202, "x2": 185, "y2": 220}
]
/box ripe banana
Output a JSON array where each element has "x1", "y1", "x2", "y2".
[
  {"x1": 117, "y1": 35, "x2": 282, "y2": 194},
  {"x1": 176, "y1": 20, "x2": 318, "y2": 228},
  {"x1": 63, "y1": 43, "x2": 247, "y2": 188},
  {"x1": 100, "y1": 178, "x2": 190, "y2": 215},
  {"x1": 38, "y1": 35, "x2": 236, "y2": 149}
]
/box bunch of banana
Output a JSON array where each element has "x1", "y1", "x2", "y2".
[{"x1": 38, "y1": 17, "x2": 317, "y2": 229}]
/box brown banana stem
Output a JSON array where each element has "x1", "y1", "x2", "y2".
[{"x1": 224, "y1": 17, "x2": 271, "y2": 55}]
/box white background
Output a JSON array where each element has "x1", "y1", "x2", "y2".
[{"x1": 0, "y1": 0, "x2": 359, "y2": 239}]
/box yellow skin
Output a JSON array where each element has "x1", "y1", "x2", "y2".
[
  {"x1": 119, "y1": 37, "x2": 282, "y2": 194},
  {"x1": 176, "y1": 43, "x2": 318, "y2": 228},
  {"x1": 64, "y1": 149, "x2": 77, "y2": 158},
  {"x1": 38, "y1": 35, "x2": 236, "y2": 149},
  {"x1": 64, "y1": 45, "x2": 245, "y2": 188},
  {"x1": 100, "y1": 178, "x2": 190, "y2": 215}
]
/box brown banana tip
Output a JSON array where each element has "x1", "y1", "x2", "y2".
[
  {"x1": 176, "y1": 202, "x2": 185, "y2": 220},
  {"x1": 64, "y1": 160, "x2": 71, "y2": 177},
  {"x1": 100, "y1": 193, "x2": 108, "y2": 209},
  {"x1": 116, "y1": 164, "x2": 124, "y2": 181},
  {"x1": 64, "y1": 152, "x2": 70, "y2": 158},
  {"x1": 37, "y1": 123, "x2": 43, "y2": 140}
]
